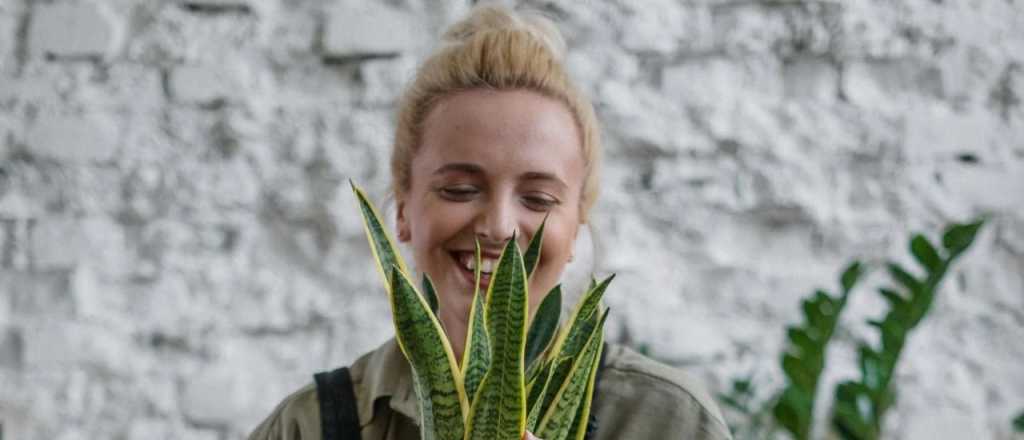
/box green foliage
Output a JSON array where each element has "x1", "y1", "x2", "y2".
[
  {"x1": 719, "y1": 375, "x2": 776, "y2": 439},
  {"x1": 831, "y1": 220, "x2": 984, "y2": 440},
  {"x1": 525, "y1": 286, "x2": 562, "y2": 371},
  {"x1": 352, "y1": 182, "x2": 609, "y2": 440},
  {"x1": 719, "y1": 219, "x2": 985, "y2": 440},
  {"x1": 1013, "y1": 411, "x2": 1024, "y2": 432},
  {"x1": 773, "y1": 263, "x2": 864, "y2": 440}
]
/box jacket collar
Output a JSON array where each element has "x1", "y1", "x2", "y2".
[{"x1": 354, "y1": 338, "x2": 421, "y2": 426}]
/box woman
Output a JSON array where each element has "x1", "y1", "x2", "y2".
[{"x1": 250, "y1": 4, "x2": 731, "y2": 440}]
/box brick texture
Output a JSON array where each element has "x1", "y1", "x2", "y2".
[{"x1": 0, "y1": 1, "x2": 1022, "y2": 439}]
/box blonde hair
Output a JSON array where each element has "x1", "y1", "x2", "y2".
[{"x1": 391, "y1": 3, "x2": 602, "y2": 221}]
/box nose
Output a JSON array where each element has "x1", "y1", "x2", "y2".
[{"x1": 474, "y1": 194, "x2": 516, "y2": 246}]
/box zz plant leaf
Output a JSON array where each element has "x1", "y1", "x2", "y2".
[
  {"x1": 831, "y1": 219, "x2": 985, "y2": 440},
  {"x1": 351, "y1": 182, "x2": 612, "y2": 440},
  {"x1": 773, "y1": 262, "x2": 864, "y2": 440}
]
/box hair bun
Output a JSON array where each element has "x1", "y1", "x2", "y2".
[{"x1": 440, "y1": 3, "x2": 567, "y2": 62}]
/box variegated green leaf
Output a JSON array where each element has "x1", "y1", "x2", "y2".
[
  {"x1": 525, "y1": 285, "x2": 561, "y2": 371},
  {"x1": 462, "y1": 240, "x2": 490, "y2": 404},
  {"x1": 525, "y1": 353, "x2": 546, "y2": 388},
  {"x1": 548, "y1": 275, "x2": 613, "y2": 361},
  {"x1": 537, "y1": 311, "x2": 607, "y2": 440},
  {"x1": 388, "y1": 266, "x2": 467, "y2": 440},
  {"x1": 537, "y1": 306, "x2": 600, "y2": 417},
  {"x1": 466, "y1": 236, "x2": 528, "y2": 440},
  {"x1": 523, "y1": 215, "x2": 547, "y2": 278},
  {"x1": 565, "y1": 341, "x2": 603, "y2": 440},
  {"x1": 526, "y1": 355, "x2": 570, "y2": 432},
  {"x1": 351, "y1": 182, "x2": 410, "y2": 292},
  {"x1": 422, "y1": 273, "x2": 440, "y2": 316}
]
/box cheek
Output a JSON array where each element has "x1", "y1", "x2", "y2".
[
  {"x1": 536, "y1": 222, "x2": 576, "y2": 274},
  {"x1": 409, "y1": 202, "x2": 469, "y2": 262}
]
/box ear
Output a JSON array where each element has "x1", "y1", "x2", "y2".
[{"x1": 396, "y1": 199, "x2": 411, "y2": 242}]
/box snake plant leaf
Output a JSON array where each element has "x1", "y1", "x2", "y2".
[
  {"x1": 564, "y1": 348, "x2": 602, "y2": 440},
  {"x1": 909, "y1": 235, "x2": 942, "y2": 272},
  {"x1": 525, "y1": 349, "x2": 547, "y2": 388},
  {"x1": 422, "y1": 273, "x2": 440, "y2": 316},
  {"x1": 523, "y1": 214, "x2": 547, "y2": 278},
  {"x1": 525, "y1": 359, "x2": 549, "y2": 410},
  {"x1": 526, "y1": 355, "x2": 570, "y2": 432},
  {"x1": 525, "y1": 285, "x2": 562, "y2": 371},
  {"x1": 351, "y1": 182, "x2": 410, "y2": 292},
  {"x1": 548, "y1": 275, "x2": 614, "y2": 361},
  {"x1": 388, "y1": 266, "x2": 467, "y2": 440},
  {"x1": 462, "y1": 240, "x2": 490, "y2": 403},
  {"x1": 537, "y1": 306, "x2": 601, "y2": 416},
  {"x1": 465, "y1": 235, "x2": 528, "y2": 440},
  {"x1": 536, "y1": 310, "x2": 607, "y2": 440}
]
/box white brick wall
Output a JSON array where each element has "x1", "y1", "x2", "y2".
[{"x1": 0, "y1": 1, "x2": 1022, "y2": 439}]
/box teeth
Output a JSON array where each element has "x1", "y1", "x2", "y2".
[{"x1": 459, "y1": 253, "x2": 496, "y2": 275}]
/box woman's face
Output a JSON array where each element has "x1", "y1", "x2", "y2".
[{"x1": 397, "y1": 89, "x2": 585, "y2": 323}]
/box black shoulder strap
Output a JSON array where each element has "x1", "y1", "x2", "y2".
[{"x1": 314, "y1": 367, "x2": 362, "y2": 440}]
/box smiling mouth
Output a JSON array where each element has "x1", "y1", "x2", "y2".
[{"x1": 450, "y1": 251, "x2": 498, "y2": 291}]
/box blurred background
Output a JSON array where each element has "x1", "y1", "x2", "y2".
[{"x1": 0, "y1": 0, "x2": 1022, "y2": 438}]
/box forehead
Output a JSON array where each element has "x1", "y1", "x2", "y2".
[{"x1": 415, "y1": 89, "x2": 584, "y2": 181}]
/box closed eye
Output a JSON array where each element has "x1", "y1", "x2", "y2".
[
  {"x1": 439, "y1": 185, "x2": 479, "y2": 201},
  {"x1": 523, "y1": 194, "x2": 559, "y2": 211}
]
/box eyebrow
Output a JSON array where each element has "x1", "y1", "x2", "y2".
[
  {"x1": 432, "y1": 162, "x2": 568, "y2": 189},
  {"x1": 433, "y1": 162, "x2": 483, "y2": 175}
]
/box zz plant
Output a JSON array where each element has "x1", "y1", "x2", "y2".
[
  {"x1": 830, "y1": 220, "x2": 985, "y2": 440},
  {"x1": 721, "y1": 219, "x2": 985, "y2": 440},
  {"x1": 351, "y1": 182, "x2": 612, "y2": 440}
]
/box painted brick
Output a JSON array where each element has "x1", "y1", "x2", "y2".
[
  {"x1": 322, "y1": 4, "x2": 420, "y2": 58},
  {"x1": 0, "y1": 1, "x2": 1020, "y2": 438},
  {"x1": 0, "y1": 10, "x2": 16, "y2": 69},
  {"x1": 619, "y1": 1, "x2": 709, "y2": 54},
  {"x1": 783, "y1": 56, "x2": 838, "y2": 101},
  {"x1": 30, "y1": 218, "x2": 85, "y2": 269},
  {"x1": 29, "y1": 2, "x2": 121, "y2": 59},
  {"x1": 0, "y1": 327, "x2": 24, "y2": 369},
  {"x1": 710, "y1": 2, "x2": 838, "y2": 55},
  {"x1": 842, "y1": 59, "x2": 944, "y2": 111},
  {"x1": 167, "y1": 64, "x2": 244, "y2": 105},
  {"x1": 26, "y1": 114, "x2": 118, "y2": 163}
]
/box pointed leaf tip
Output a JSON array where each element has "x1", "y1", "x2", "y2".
[
  {"x1": 840, "y1": 261, "x2": 863, "y2": 293},
  {"x1": 525, "y1": 285, "x2": 562, "y2": 370},
  {"x1": 421, "y1": 273, "x2": 440, "y2": 315},
  {"x1": 942, "y1": 219, "x2": 985, "y2": 254},
  {"x1": 524, "y1": 214, "x2": 548, "y2": 278}
]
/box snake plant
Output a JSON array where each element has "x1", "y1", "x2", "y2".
[{"x1": 351, "y1": 182, "x2": 609, "y2": 440}]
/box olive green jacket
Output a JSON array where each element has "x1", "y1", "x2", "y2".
[{"x1": 249, "y1": 338, "x2": 733, "y2": 440}]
